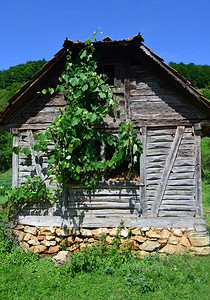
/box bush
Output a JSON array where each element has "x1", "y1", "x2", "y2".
[
  {"x1": 0, "y1": 218, "x2": 13, "y2": 256},
  {"x1": 201, "y1": 137, "x2": 210, "y2": 181},
  {"x1": 0, "y1": 131, "x2": 12, "y2": 173}
]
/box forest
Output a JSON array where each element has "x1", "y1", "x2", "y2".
[
  {"x1": 0, "y1": 59, "x2": 46, "y2": 111},
  {"x1": 169, "y1": 62, "x2": 210, "y2": 100}
]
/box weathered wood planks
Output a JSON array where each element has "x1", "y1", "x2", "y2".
[
  {"x1": 9, "y1": 56, "x2": 205, "y2": 227},
  {"x1": 17, "y1": 215, "x2": 207, "y2": 229},
  {"x1": 146, "y1": 126, "x2": 197, "y2": 218},
  {"x1": 194, "y1": 132, "x2": 203, "y2": 217},
  {"x1": 140, "y1": 127, "x2": 147, "y2": 216},
  {"x1": 19, "y1": 181, "x2": 142, "y2": 219}
]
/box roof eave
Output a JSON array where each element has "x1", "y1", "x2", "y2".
[{"x1": 140, "y1": 44, "x2": 210, "y2": 118}]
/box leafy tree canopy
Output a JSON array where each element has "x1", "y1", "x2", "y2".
[
  {"x1": 0, "y1": 59, "x2": 46, "y2": 89},
  {"x1": 169, "y1": 62, "x2": 210, "y2": 90}
]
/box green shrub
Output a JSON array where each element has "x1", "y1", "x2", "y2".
[
  {"x1": 120, "y1": 254, "x2": 163, "y2": 293},
  {"x1": 5, "y1": 246, "x2": 39, "y2": 266},
  {"x1": 0, "y1": 218, "x2": 13, "y2": 256},
  {"x1": 0, "y1": 131, "x2": 12, "y2": 173},
  {"x1": 201, "y1": 137, "x2": 210, "y2": 181}
]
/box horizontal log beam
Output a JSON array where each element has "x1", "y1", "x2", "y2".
[{"x1": 18, "y1": 216, "x2": 207, "y2": 229}]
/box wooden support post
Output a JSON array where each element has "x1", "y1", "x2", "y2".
[
  {"x1": 12, "y1": 128, "x2": 19, "y2": 187},
  {"x1": 140, "y1": 127, "x2": 147, "y2": 216},
  {"x1": 124, "y1": 58, "x2": 130, "y2": 121},
  {"x1": 100, "y1": 141, "x2": 105, "y2": 181},
  {"x1": 194, "y1": 131, "x2": 203, "y2": 217},
  {"x1": 151, "y1": 126, "x2": 185, "y2": 217}
]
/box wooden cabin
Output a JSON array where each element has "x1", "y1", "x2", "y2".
[{"x1": 0, "y1": 34, "x2": 209, "y2": 255}]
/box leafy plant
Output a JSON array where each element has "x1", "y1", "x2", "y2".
[
  {"x1": 0, "y1": 175, "x2": 56, "y2": 219},
  {"x1": 0, "y1": 131, "x2": 12, "y2": 173},
  {"x1": 32, "y1": 35, "x2": 142, "y2": 190},
  {"x1": 0, "y1": 217, "x2": 13, "y2": 255},
  {"x1": 2, "y1": 34, "x2": 142, "y2": 216}
]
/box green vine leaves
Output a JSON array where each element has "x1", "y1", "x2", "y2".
[
  {"x1": 0, "y1": 176, "x2": 56, "y2": 220},
  {"x1": 37, "y1": 38, "x2": 142, "y2": 189},
  {"x1": 7, "y1": 35, "x2": 143, "y2": 210}
]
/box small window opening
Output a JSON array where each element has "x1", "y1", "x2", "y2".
[
  {"x1": 103, "y1": 143, "x2": 140, "y2": 181},
  {"x1": 98, "y1": 64, "x2": 115, "y2": 86}
]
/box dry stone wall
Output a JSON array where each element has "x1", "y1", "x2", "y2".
[{"x1": 13, "y1": 225, "x2": 210, "y2": 256}]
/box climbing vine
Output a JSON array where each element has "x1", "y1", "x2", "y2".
[
  {"x1": 0, "y1": 175, "x2": 55, "y2": 220},
  {"x1": 1, "y1": 34, "x2": 142, "y2": 211},
  {"x1": 36, "y1": 36, "x2": 142, "y2": 189}
]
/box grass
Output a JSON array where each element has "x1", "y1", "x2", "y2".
[
  {"x1": 203, "y1": 180, "x2": 210, "y2": 232},
  {"x1": 0, "y1": 172, "x2": 209, "y2": 299},
  {"x1": 202, "y1": 180, "x2": 210, "y2": 205},
  {"x1": 0, "y1": 237, "x2": 209, "y2": 300},
  {"x1": 201, "y1": 137, "x2": 210, "y2": 232}
]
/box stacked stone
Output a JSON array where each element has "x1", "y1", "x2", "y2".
[{"x1": 13, "y1": 225, "x2": 210, "y2": 256}]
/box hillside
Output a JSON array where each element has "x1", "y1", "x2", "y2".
[
  {"x1": 0, "y1": 59, "x2": 46, "y2": 111},
  {"x1": 169, "y1": 62, "x2": 210, "y2": 102}
]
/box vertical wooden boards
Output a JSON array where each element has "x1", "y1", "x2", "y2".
[
  {"x1": 140, "y1": 127, "x2": 147, "y2": 216},
  {"x1": 151, "y1": 126, "x2": 185, "y2": 217},
  {"x1": 28, "y1": 130, "x2": 45, "y2": 181},
  {"x1": 194, "y1": 132, "x2": 203, "y2": 217},
  {"x1": 12, "y1": 129, "x2": 19, "y2": 187}
]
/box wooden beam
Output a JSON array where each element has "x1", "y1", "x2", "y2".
[
  {"x1": 124, "y1": 58, "x2": 130, "y2": 121},
  {"x1": 140, "y1": 127, "x2": 147, "y2": 216},
  {"x1": 151, "y1": 126, "x2": 185, "y2": 217},
  {"x1": 17, "y1": 215, "x2": 207, "y2": 229},
  {"x1": 194, "y1": 131, "x2": 203, "y2": 217}
]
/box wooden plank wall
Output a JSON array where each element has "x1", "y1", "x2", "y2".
[
  {"x1": 18, "y1": 182, "x2": 142, "y2": 220},
  {"x1": 12, "y1": 93, "x2": 67, "y2": 130},
  {"x1": 18, "y1": 129, "x2": 57, "y2": 189},
  {"x1": 146, "y1": 126, "x2": 198, "y2": 217},
  {"x1": 14, "y1": 60, "x2": 204, "y2": 225},
  {"x1": 18, "y1": 125, "x2": 201, "y2": 221},
  {"x1": 129, "y1": 64, "x2": 203, "y2": 124},
  {"x1": 12, "y1": 129, "x2": 19, "y2": 187}
]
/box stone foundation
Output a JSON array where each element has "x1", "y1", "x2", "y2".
[{"x1": 13, "y1": 225, "x2": 210, "y2": 256}]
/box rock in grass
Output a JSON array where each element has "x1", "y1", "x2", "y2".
[{"x1": 52, "y1": 251, "x2": 70, "y2": 266}]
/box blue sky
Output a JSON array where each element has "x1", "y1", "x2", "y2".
[{"x1": 0, "y1": 0, "x2": 209, "y2": 70}]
